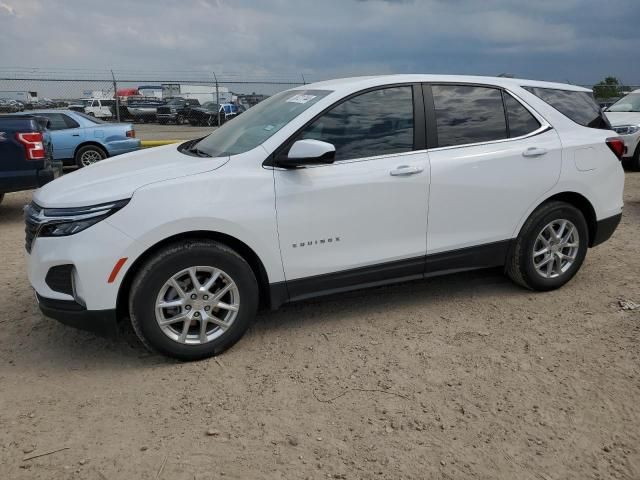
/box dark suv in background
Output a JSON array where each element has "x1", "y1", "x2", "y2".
[{"x1": 156, "y1": 98, "x2": 200, "y2": 124}]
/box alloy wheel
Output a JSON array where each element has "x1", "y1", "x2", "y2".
[
  {"x1": 532, "y1": 219, "x2": 580, "y2": 279},
  {"x1": 80, "y1": 149, "x2": 103, "y2": 166},
  {"x1": 155, "y1": 266, "x2": 240, "y2": 345}
]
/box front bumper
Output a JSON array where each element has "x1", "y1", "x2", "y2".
[
  {"x1": 27, "y1": 219, "x2": 134, "y2": 310},
  {"x1": 37, "y1": 294, "x2": 118, "y2": 336}
]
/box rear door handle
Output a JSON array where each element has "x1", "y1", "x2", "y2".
[
  {"x1": 72, "y1": 134, "x2": 80, "y2": 137},
  {"x1": 390, "y1": 165, "x2": 424, "y2": 176},
  {"x1": 522, "y1": 147, "x2": 548, "y2": 157}
]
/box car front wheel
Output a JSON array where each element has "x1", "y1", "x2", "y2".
[
  {"x1": 506, "y1": 201, "x2": 588, "y2": 291},
  {"x1": 129, "y1": 240, "x2": 259, "y2": 360}
]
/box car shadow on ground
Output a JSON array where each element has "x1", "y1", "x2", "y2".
[{"x1": 16, "y1": 266, "x2": 523, "y2": 372}]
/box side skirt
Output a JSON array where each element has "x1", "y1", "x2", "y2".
[{"x1": 269, "y1": 239, "x2": 513, "y2": 309}]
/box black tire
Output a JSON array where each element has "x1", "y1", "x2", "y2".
[
  {"x1": 622, "y1": 144, "x2": 640, "y2": 171},
  {"x1": 189, "y1": 119, "x2": 198, "y2": 126},
  {"x1": 158, "y1": 119, "x2": 167, "y2": 125},
  {"x1": 129, "y1": 240, "x2": 259, "y2": 360},
  {"x1": 176, "y1": 114, "x2": 185, "y2": 125},
  {"x1": 506, "y1": 201, "x2": 588, "y2": 291},
  {"x1": 0, "y1": 193, "x2": 4, "y2": 205},
  {"x1": 75, "y1": 144, "x2": 107, "y2": 168}
]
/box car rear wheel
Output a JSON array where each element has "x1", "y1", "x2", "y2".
[
  {"x1": 176, "y1": 114, "x2": 185, "y2": 125},
  {"x1": 129, "y1": 240, "x2": 259, "y2": 360},
  {"x1": 506, "y1": 201, "x2": 588, "y2": 291},
  {"x1": 75, "y1": 145, "x2": 107, "y2": 168}
]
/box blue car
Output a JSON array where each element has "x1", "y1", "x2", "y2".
[{"x1": 13, "y1": 110, "x2": 141, "y2": 167}]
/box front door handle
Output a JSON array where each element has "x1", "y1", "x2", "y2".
[
  {"x1": 390, "y1": 165, "x2": 424, "y2": 176},
  {"x1": 72, "y1": 134, "x2": 80, "y2": 137},
  {"x1": 522, "y1": 147, "x2": 548, "y2": 157}
]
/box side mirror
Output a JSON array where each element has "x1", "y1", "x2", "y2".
[{"x1": 277, "y1": 139, "x2": 336, "y2": 168}]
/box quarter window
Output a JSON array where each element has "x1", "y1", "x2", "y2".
[
  {"x1": 432, "y1": 85, "x2": 507, "y2": 147},
  {"x1": 297, "y1": 86, "x2": 414, "y2": 161},
  {"x1": 504, "y1": 93, "x2": 540, "y2": 137},
  {"x1": 522, "y1": 86, "x2": 610, "y2": 129}
]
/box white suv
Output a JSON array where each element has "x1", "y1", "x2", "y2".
[
  {"x1": 605, "y1": 89, "x2": 640, "y2": 170},
  {"x1": 26, "y1": 75, "x2": 625, "y2": 359}
]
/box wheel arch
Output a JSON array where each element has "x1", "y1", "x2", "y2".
[
  {"x1": 73, "y1": 141, "x2": 109, "y2": 159},
  {"x1": 116, "y1": 230, "x2": 273, "y2": 322},
  {"x1": 525, "y1": 191, "x2": 598, "y2": 247}
]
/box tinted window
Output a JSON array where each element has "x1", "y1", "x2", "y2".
[
  {"x1": 504, "y1": 93, "x2": 540, "y2": 137},
  {"x1": 523, "y1": 87, "x2": 610, "y2": 129},
  {"x1": 432, "y1": 85, "x2": 507, "y2": 147},
  {"x1": 298, "y1": 86, "x2": 414, "y2": 161},
  {"x1": 38, "y1": 113, "x2": 70, "y2": 130}
]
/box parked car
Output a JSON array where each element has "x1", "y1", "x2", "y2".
[
  {"x1": 156, "y1": 98, "x2": 200, "y2": 124},
  {"x1": 11, "y1": 110, "x2": 140, "y2": 167},
  {"x1": 604, "y1": 89, "x2": 640, "y2": 170},
  {"x1": 0, "y1": 114, "x2": 62, "y2": 204},
  {"x1": 26, "y1": 75, "x2": 624, "y2": 360},
  {"x1": 187, "y1": 102, "x2": 236, "y2": 126},
  {"x1": 0, "y1": 99, "x2": 20, "y2": 113}
]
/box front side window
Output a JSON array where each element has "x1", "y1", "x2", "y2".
[
  {"x1": 504, "y1": 93, "x2": 541, "y2": 137},
  {"x1": 432, "y1": 85, "x2": 507, "y2": 147},
  {"x1": 297, "y1": 86, "x2": 414, "y2": 161}
]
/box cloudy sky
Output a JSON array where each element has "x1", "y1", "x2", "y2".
[{"x1": 0, "y1": 0, "x2": 639, "y2": 85}]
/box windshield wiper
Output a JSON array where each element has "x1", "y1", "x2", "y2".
[
  {"x1": 188, "y1": 147, "x2": 211, "y2": 157},
  {"x1": 181, "y1": 139, "x2": 211, "y2": 157}
]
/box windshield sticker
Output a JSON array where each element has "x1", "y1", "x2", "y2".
[{"x1": 286, "y1": 94, "x2": 316, "y2": 104}]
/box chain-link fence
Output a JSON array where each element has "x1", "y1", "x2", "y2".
[
  {"x1": 0, "y1": 69, "x2": 310, "y2": 126},
  {"x1": 1, "y1": 69, "x2": 638, "y2": 125}
]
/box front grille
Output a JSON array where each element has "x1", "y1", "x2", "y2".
[
  {"x1": 24, "y1": 202, "x2": 43, "y2": 253},
  {"x1": 157, "y1": 107, "x2": 172, "y2": 115}
]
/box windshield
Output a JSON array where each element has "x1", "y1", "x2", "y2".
[
  {"x1": 608, "y1": 93, "x2": 640, "y2": 112},
  {"x1": 194, "y1": 89, "x2": 331, "y2": 157},
  {"x1": 74, "y1": 111, "x2": 106, "y2": 124}
]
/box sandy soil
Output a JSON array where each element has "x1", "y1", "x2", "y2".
[{"x1": 0, "y1": 172, "x2": 639, "y2": 480}]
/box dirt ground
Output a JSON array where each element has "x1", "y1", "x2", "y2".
[{"x1": 0, "y1": 172, "x2": 639, "y2": 480}]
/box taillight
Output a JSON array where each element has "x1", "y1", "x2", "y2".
[
  {"x1": 126, "y1": 129, "x2": 135, "y2": 138},
  {"x1": 606, "y1": 137, "x2": 625, "y2": 161},
  {"x1": 16, "y1": 132, "x2": 45, "y2": 160}
]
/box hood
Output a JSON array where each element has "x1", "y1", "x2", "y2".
[
  {"x1": 605, "y1": 111, "x2": 640, "y2": 127},
  {"x1": 34, "y1": 143, "x2": 229, "y2": 208}
]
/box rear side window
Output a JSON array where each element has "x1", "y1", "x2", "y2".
[
  {"x1": 504, "y1": 93, "x2": 540, "y2": 137},
  {"x1": 432, "y1": 85, "x2": 507, "y2": 147},
  {"x1": 38, "y1": 113, "x2": 69, "y2": 130},
  {"x1": 522, "y1": 87, "x2": 610, "y2": 129}
]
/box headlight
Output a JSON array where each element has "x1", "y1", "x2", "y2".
[
  {"x1": 612, "y1": 125, "x2": 640, "y2": 135},
  {"x1": 38, "y1": 199, "x2": 129, "y2": 237}
]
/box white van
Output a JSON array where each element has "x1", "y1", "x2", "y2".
[{"x1": 82, "y1": 98, "x2": 115, "y2": 119}]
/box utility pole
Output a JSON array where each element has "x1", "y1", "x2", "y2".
[
  {"x1": 213, "y1": 71, "x2": 221, "y2": 128},
  {"x1": 111, "y1": 69, "x2": 120, "y2": 122},
  {"x1": 301, "y1": 73, "x2": 306, "y2": 85}
]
